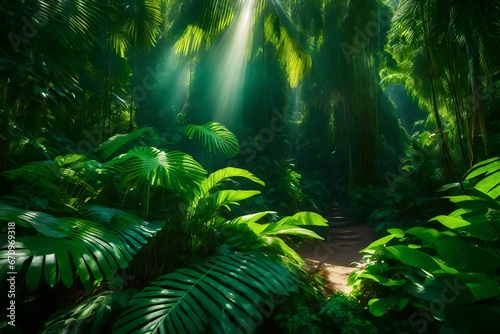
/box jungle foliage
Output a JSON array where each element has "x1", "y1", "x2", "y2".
[
  {"x1": 0, "y1": 126, "x2": 328, "y2": 333},
  {"x1": 0, "y1": 0, "x2": 499, "y2": 333},
  {"x1": 350, "y1": 157, "x2": 500, "y2": 333}
]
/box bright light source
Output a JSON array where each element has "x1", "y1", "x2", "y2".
[{"x1": 209, "y1": 0, "x2": 257, "y2": 128}]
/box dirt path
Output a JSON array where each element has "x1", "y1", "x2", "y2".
[{"x1": 298, "y1": 202, "x2": 376, "y2": 294}]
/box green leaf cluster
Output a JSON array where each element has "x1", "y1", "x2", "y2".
[
  {"x1": 349, "y1": 157, "x2": 500, "y2": 333},
  {"x1": 0, "y1": 125, "x2": 328, "y2": 333}
]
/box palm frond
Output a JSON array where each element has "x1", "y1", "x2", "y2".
[
  {"x1": 173, "y1": 24, "x2": 206, "y2": 56},
  {"x1": 172, "y1": 0, "x2": 235, "y2": 56},
  {"x1": 120, "y1": 0, "x2": 163, "y2": 52},
  {"x1": 108, "y1": 147, "x2": 207, "y2": 192},
  {"x1": 184, "y1": 122, "x2": 240, "y2": 157},
  {"x1": 36, "y1": 0, "x2": 104, "y2": 47},
  {"x1": 0, "y1": 206, "x2": 163, "y2": 290},
  {"x1": 113, "y1": 252, "x2": 299, "y2": 333},
  {"x1": 265, "y1": 0, "x2": 312, "y2": 87},
  {"x1": 188, "y1": 167, "x2": 264, "y2": 217}
]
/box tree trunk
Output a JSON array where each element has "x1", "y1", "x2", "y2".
[{"x1": 466, "y1": 39, "x2": 488, "y2": 165}]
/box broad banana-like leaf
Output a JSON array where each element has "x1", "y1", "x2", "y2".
[{"x1": 466, "y1": 157, "x2": 500, "y2": 199}]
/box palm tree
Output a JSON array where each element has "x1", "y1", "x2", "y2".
[{"x1": 382, "y1": 0, "x2": 500, "y2": 169}]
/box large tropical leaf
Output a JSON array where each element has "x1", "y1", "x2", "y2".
[
  {"x1": 436, "y1": 236, "x2": 500, "y2": 273},
  {"x1": 107, "y1": 146, "x2": 207, "y2": 192},
  {"x1": 40, "y1": 290, "x2": 136, "y2": 334},
  {"x1": 264, "y1": 0, "x2": 312, "y2": 87},
  {"x1": 199, "y1": 167, "x2": 265, "y2": 194},
  {"x1": 218, "y1": 211, "x2": 328, "y2": 266},
  {"x1": 184, "y1": 122, "x2": 240, "y2": 157},
  {"x1": 0, "y1": 206, "x2": 163, "y2": 291},
  {"x1": 465, "y1": 156, "x2": 500, "y2": 199},
  {"x1": 188, "y1": 167, "x2": 264, "y2": 217},
  {"x1": 113, "y1": 252, "x2": 299, "y2": 333},
  {"x1": 0, "y1": 203, "x2": 70, "y2": 238},
  {"x1": 94, "y1": 127, "x2": 156, "y2": 160}
]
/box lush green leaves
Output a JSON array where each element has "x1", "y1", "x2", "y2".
[
  {"x1": 0, "y1": 203, "x2": 70, "y2": 238},
  {"x1": 188, "y1": 167, "x2": 264, "y2": 217},
  {"x1": 40, "y1": 290, "x2": 136, "y2": 334},
  {"x1": 351, "y1": 157, "x2": 500, "y2": 332},
  {"x1": 108, "y1": 147, "x2": 207, "y2": 192},
  {"x1": 0, "y1": 206, "x2": 162, "y2": 290},
  {"x1": 94, "y1": 127, "x2": 156, "y2": 160},
  {"x1": 113, "y1": 252, "x2": 299, "y2": 333},
  {"x1": 184, "y1": 122, "x2": 240, "y2": 157}
]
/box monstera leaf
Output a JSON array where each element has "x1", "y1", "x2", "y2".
[
  {"x1": 113, "y1": 252, "x2": 299, "y2": 333},
  {"x1": 0, "y1": 205, "x2": 163, "y2": 290}
]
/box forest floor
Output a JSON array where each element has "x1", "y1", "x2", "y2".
[{"x1": 298, "y1": 202, "x2": 376, "y2": 294}]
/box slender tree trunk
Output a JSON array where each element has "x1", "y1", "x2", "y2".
[
  {"x1": 466, "y1": 38, "x2": 488, "y2": 165},
  {"x1": 421, "y1": 2, "x2": 456, "y2": 180}
]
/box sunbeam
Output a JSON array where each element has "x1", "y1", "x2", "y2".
[{"x1": 209, "y1": 0, "x2": 257, "y2": 129}]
